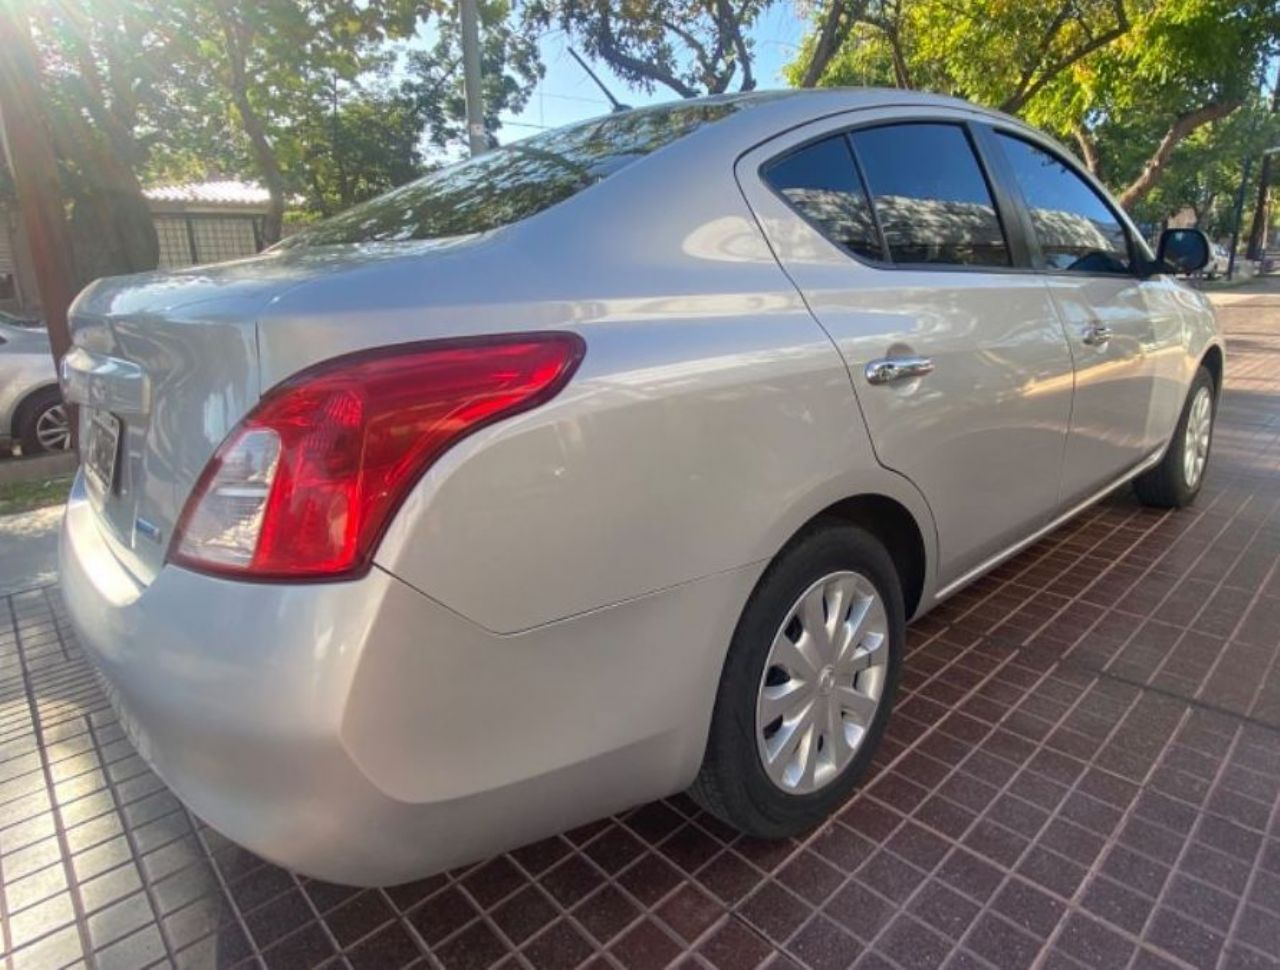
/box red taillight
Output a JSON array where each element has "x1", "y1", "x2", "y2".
[{"x1": 170, "y1": 332, "x2": 585, "y2": 580}]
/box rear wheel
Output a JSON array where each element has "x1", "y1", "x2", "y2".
[
  {"x1": 1133, "y1": 366, "x2": 1215, "y2": 509},
  {"x1": 16, "y1": 388, "x2": 71, "y2": 455},
  {"x1": 691, "y1": 522, "x2": 904, "y2": 838}
]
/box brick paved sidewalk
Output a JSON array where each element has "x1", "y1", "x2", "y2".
[{"x1": 2, "y1": 285, "x2": 1278, "y2": 970}]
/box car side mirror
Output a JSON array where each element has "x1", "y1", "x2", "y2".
[{"x1": 1155, "y1": 228, "x2": 1211, "y2": 275}]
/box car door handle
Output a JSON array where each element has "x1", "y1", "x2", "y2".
[
  {"x1": 1082, "y1": 322, "x2": 1113, "y2": 346},
  {"x1": 865, "y1": 356, "x2": 935, "y2": 385}
]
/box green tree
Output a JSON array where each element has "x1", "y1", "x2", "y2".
[
  {"x1": 21, "y1": 0, "x2": 216, "y2": 280},
  {"x1": 166, "y1": 0, "x2": 424, "y2": 243},
  {"x1": 1119, "y1": 98, "x2": 1279, "y2": 236},
  {"x1": 290, "y1": 79, "x2": 428, "y2": 217},
  {"x1": 521, "y1": 0, "x2": 769, "y2": 97},
  {"x1": 410, "y1": 0, "x2": 542, "y2": 152},
  {"x1": 1035, "y1": 0, "x2": 1278, "y2": 208},
  {"x1": 172, "y1": 0, "x2": 542, "y2": 238},
  {"x1": 792, "y1": 0, "x2": 1132, "y2": 105},
  {"x1": 17, "y1": 0, "x2": 543, "y2": 272},
  {"x1": 788, "y1": 0, "x2": 1280, "y2": 211}
]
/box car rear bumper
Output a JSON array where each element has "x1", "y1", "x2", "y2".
[{"x1": 59, "y1": 474, "x2": 755, "y2": 885}]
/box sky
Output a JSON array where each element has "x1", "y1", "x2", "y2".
[{"x1": 496, "y1": 7, "x2": 810, "y2": 138}]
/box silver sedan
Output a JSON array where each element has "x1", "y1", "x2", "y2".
[
  {"x1": 59, "y1": 90, "x2": 1221, "y2": 886},
  {"x1": 0, "y1": 317, "x2": 70, "y2": 454}
]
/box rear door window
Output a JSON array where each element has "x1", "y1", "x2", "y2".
[
  {"x1": 994, "y1": 133, "x2": 1132, "y2": 274},
  {"x1": 850, "y1": 123, "x2": 1010, "y2": 267},
  {"x1": 762, "y1": 136, "x2": 884, "y2": 262}
]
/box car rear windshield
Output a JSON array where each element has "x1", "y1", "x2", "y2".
[{"x1": 280, "y1": 100, "x2": 749, "y2": 248}]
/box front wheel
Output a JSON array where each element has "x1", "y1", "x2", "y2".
[
  {"x1": 1133, "y1": 365, "x2": 1216, "y2": 509},
  {"x1": 691, "y1": 522, "x2": 904, "y2": 838}
]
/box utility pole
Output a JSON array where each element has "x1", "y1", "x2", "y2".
[
  {"x1": 459, "y1": 0, "x2": 486, "y2": 157},
  {"x1": 0, "y1": 3, "x2": 77, "y2": 371}
]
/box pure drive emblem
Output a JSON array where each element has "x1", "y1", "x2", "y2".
[{"x1": 135, "y1": 518, "x2": 163, "y2": 544}]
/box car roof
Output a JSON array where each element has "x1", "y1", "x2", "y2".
[
  {"x1": 605, "y1": 88, "x2": 1049, "y2": 167},
  {"x1": 655, "y1": 87, "x2": 1024, "y2": 133}
]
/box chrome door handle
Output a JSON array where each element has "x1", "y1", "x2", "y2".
[
  {"x1": 1082, "y1": 322, "x2": 1113, "y2": 346},
  {"x1": 865, "y1": 356, "x2": 935, "y2": 385}
]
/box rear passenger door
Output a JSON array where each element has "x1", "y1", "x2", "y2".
[
  {"x1": 739, "y1": 111, "x2": 1077, "y2": 591},
  {"x1": 987, "y1": 131, "x2": 1182, "y2": 505}
]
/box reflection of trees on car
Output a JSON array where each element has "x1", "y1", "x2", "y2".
[
  {"x1": 873, "y1": 195, "x2": 1007, "y2": 266},
  {"x1": 1028, "y1": 207, "x2": 1129, "y2": 273},
  {"x1": 776, "y1": 186, "x2": 880, "y2": 260},
  {"x1": 281, "y1": 101, "x2": 745, "y2": 248}
]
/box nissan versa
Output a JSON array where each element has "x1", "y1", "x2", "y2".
[{"x1": 60, "y1": 90, "x2": 1222, "y2": 886}]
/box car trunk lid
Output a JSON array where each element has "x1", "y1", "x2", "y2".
[{"x1": 63, "y1": 265, "x2": 274, "y2": 584}]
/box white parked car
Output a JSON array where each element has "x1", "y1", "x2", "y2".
[
  {"x1": 0, "y1": 317, "x2": 71, "y2": 454},
  {"x1": 1199, "y1": 242, "x2": 1231, "y2": 278},
  {"x1": 60, "y1": 91, "x2": 1221, "y2": 886}
]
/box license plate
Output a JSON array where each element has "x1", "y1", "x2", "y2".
[{"x1": 84, "y1": 409, "x2": 122, "y2": 500}]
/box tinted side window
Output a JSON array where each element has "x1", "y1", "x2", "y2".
[
  {"x1": 996, "y1": 133, "x2": 1130, "y2": 274},
  {"x1": 850, "y1": 124, "x2": 1009, "y2": 267},
  {"x1": 763, "y1": 136, "x2": 883, "y2": 262}
]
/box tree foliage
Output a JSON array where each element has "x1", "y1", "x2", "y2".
[
  {"x1": 12, "y1": 0, "x2": 543, "y2": 274},
  {"x1": 1119, "y1": 97, "x2": 1280, "y2": 234},
  {"x1": 521, "y1": 0, "x2": 768, "y2": 97},
  {"x1": 410, "y1": 0, "x2": 542, "y2": 152},
  {"x1": 788, "y1": 0, "x2": 1280, "y2": 215}
]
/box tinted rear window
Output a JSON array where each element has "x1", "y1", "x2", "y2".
[
  {"x1": 281, "y1": 101, "x2": 746, "y2": 248},
  {"x1": 850, "y1": 123, "x2": 1009, "y2": 267},
  {"x1": 763, "y1": 135, "x2": 883, "y2": 262}
]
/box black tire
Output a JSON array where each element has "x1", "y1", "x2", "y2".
[
  {"x1": 1133, "y1": 366, "x2": 1216, "y2": 509},
  {"x1": 691, "y1": 521, "x2": 905, "y2": 838},
  {"x1": 15, "y1": 386, "x2": 70, "y2": 455}
]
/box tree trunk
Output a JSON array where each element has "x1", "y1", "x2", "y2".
[
  {"x1": 888, "y1": 32, "x2": 911, "y2": 88},
  {"x1": 1245, "y1": 79, "x2": 1280, "y2": 259},
  {"x1": 49, "y1": 112, "x2": 160, "y2": 281},
  {"x1": 0, "y1": 5, "x2": 78, "y2": 371},
  {"x1": 231, "y1": 91, "x2": 286, "y2": 244},
  {"x1": 1246, "y1": 154, "x2": 1274, "y2": 259},
  {"x1": 1118, "y1": 100, "x2": 1241, "y2": 209},
  {"x1": 60, "y1": 32, "x2": 159, "y2": 277},
  {"x1": 216, "y1": 2, "x2": 287, "y2": 244},
  {"x1": 799, "y1": 0, "x2": 868, "y2": 88}
]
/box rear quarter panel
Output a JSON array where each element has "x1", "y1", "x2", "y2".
[{"x1": 355, "y1": 130, "x2": 938, "y2": 634}]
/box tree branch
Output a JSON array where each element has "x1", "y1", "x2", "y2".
[
  {"x1": 717, "y1": 0, "x2": 755, "y2": 91},
  {"x1": 595, "y1": 16, "x2": 699, "y2": 98},
  {"x1": 800, "y1": 0, "x2": 869, "y2": 88},
  {"x1": 1072, "y1": 124, "x2": 1102, "y2": 178},
  {"x1": 659, "y1": 17, "x2": 715, "y2": 88},
  {"x1": 999, "y1": 6, "x2": 1129, "y2": 114},
  {"x1": 1118, "y1": 99, "x2": 1242, "y2": 208}
]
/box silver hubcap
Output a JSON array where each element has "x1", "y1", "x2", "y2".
[
  {"x1": 1183, "y1": 387, "x2": 1212, "y2": 489},
  {"x1": 756, "y1": 571, "x2": 889, "y2": 795},
  {"x1": 34, "y1": 404, "x2": 71, "y2": 451}
]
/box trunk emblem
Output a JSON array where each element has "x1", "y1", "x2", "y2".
[{"x1": 135, "y1": 518, "x2": 163, "y2": 544}]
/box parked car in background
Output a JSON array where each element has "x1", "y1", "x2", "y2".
[
  {"x1": 0, "y1": 320, "x2": 70, "y2": 455},
  {"x1": 0, "y1": 310, "x2": 41, "y2": 328},
  {"x1": 1204, "y1": 243, "x2": 1231, "y2": 278},
  {"x1": 60, "y1": 90, "x2": 1221, "y2": 886}
]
